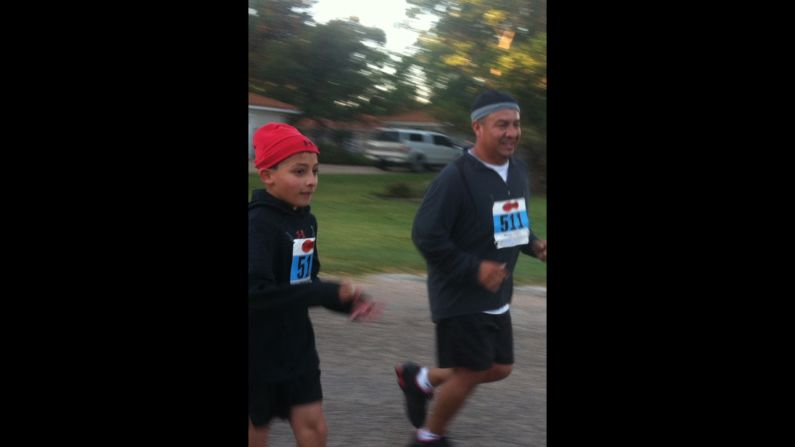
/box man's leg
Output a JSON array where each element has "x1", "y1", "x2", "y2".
[
  {"x1": 482, "y1": 363, "x2": 513, "y2": 383},
  {"x1": 422, "y1": 308, "x2": 515, "y2": 438},
  {"x1": 396, "y1": 363, "x2": 454, "y2": 429},
  {"x1": 396, "y1": 363, "x2": 459, "y2": 431},
  {"x1": 425, "y1": 363, "x2": 512, "y2": 435},
  {"x1": 421, "y1": 362, "x2": 505, "y2": 388},
  {"x1": 429, "y1": 367, "x2": 454, "y2": 386}
]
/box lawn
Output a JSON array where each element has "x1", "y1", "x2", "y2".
[{"x1": 249, "y1": 172, "x2": 547, "y2": 285}]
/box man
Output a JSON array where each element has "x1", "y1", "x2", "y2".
[{"x1": 395, "y1": 89, "x2": 547, "y2": 446}]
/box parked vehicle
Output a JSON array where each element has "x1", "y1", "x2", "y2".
[{"x1": 362, "y1": 128, "x2": 464, "y2": 172}]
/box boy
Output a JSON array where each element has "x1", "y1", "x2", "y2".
[{"x1": 249, "y1": 123, "x2": 379, "y2": 447}]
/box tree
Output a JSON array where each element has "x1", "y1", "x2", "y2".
[
  {"x1": 406, "y1": 0, "x2": 546, "y2": 127},
  {"x1": 406, "y1": 0, "x2": 547, "y2": 191},
  {"x1": 362, "y1": 54, "x2": 427, "y2": 116},
  {"x1": 250, "y1": 5, "x2": 405, "y2": 121},
  {"x1": 248, "y1": 0, "x2": 317, "y2": 92},
  {"x1": 274, "y1": 19, "x2": 389, "y2": 119}
]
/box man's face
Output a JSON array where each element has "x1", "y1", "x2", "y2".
[
  {"x1": 473, "y1": 109, "x2": 521, "y2": 162},
  {"x1": 259, "y1": 152, "x2": 319, "y2": 208}
]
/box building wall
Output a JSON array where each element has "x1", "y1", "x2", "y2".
[{"x1": 248, "y1": 109, "x2": 293, "y2": 159}]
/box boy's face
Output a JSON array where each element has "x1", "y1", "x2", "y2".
[{"x1": 259, "y1": 152, "x2": 319, "y2": 209}]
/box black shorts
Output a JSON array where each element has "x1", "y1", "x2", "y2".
[
  {"x1": 436, "y1": 311, "x2": 514, "y2": 371},
  {"x1": 249, "y1": 368, "x2": 323, "y2": 427}
]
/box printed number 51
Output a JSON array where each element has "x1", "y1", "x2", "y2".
[{"x1": 297, "y1": 255, "x2": 310, "y2": 278}]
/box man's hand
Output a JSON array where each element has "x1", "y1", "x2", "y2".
[
  {"x1": 532, "y1": 239, "x2": 547, "y2": 262},
  {"x1": 478, "y1": 260, "x2": 509, "y2": 292}
]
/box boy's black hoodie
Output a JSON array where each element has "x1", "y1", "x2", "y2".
[{"x1": 249, "y1": 189, "x2": 352, "y2": 385}]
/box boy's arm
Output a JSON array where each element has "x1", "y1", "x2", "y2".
[
  {"x1": 248, "y1": 213, "x2": 351, "y2": 312},
  {"x1": 311, "y1": 277, "x2": 355, "y2": 313},
  {"x1": 310, "y1": 230, "x2": 380, "y2": 320},
  {"x1": 309, "y1": 227, "x2": 355, "y2": 314},
  {"x1": 249, "y1": 280, "x2": 349, "y2": 311}
]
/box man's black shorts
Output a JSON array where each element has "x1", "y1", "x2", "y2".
[
  {"x1": 249, "y1": 368, "x2": 323, "y2": 427},
  {"x1": 436, "y1": 311, "x2": 514, "y2": 371}
]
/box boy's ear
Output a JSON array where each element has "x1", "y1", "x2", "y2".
[{"x1": 259, "y1": 169, "x2": 274, "y2": 187}]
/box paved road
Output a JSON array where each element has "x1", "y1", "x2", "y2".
[{"x1": 265, "y1": 274, "x2": 547, "y2": 446}]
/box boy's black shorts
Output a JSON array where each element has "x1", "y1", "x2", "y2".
[
  {"x1": 249, "y1": 368, "x2": 323, "y2": 427},
  {"x1": 436, "y1": 311, "x2": 514, "y2": 371}
]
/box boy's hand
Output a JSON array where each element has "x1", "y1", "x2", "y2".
[
  {"x1": 338, "y1": 279, "x2": 361, "y2": 303},
  {"x1": 349, "y1": 293, "x2": 384, "y2": 322}
]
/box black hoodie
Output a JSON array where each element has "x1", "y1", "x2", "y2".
[
  {"x1": 249, "y1": 189, "x2": 352, "y2": 385},
  {"x1": 412, "y1": 152, "x2": 539, "y2": 322}
]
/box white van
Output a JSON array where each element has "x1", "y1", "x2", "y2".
[{"x1": 362, "y1": 128, "x2": 465, "y2": 172}]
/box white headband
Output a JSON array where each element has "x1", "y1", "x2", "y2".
[{"x1": 470, "y1": 102, "x2": 520, "y2": 122}]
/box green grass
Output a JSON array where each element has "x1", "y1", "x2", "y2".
[{"x1": 249, "y1": 172, "x2": 546, "y2": 285}]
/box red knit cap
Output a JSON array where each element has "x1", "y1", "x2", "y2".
[{"x1": 254, "y1": 123, "x2": 319, "y2": 170}]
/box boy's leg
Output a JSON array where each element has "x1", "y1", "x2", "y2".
[
  {"x1": 289, "y1": 401, "x2": 327, "y2": 447},
  {"x1": 248, "y1": 418, "x2": 269, "y2": 447},
  {"x1": 285, "y1": 368, "x2": 326, "y2": 447}
]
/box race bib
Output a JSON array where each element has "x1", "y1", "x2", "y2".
[
  {"x1": 492, "y1": 199, "x2": 530, "y2": 249},
  {"x1": 290, "y1": 238, "x2": 315, "y2": 284}
]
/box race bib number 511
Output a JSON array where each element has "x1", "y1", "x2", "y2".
[
  {"x1": 492, "y1": 199, "x2": 530, "y2": 249},
  {"x1": 290, "y1": 238, "x2": 315, "y2": 284}
]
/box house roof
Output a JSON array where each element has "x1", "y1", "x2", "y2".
[
  {"x1": 378, "y1": 111, "x2": 439, "y2": 124},
  {"x1": 248, "y1": 93, "x2": 300, "y2": 112},
  {"x1": 295, "y1": 111, "x2": 441, "y2": 131},
  {"x1": 295, "y1": 115, "x2": 382, "y2": 130}
]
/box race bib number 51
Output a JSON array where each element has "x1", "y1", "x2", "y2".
[
  {"x1": 290, "y1": 238, "x2": 315, "y2": 284},
  {"x1": 492, "y1": 199, "x2": 530, "y2": 249}
]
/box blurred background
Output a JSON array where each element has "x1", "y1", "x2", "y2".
[{"x1": 249, "y1": 0, "x2": 546, "y2": 285}]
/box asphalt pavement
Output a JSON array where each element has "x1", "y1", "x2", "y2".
[{"x1": 264, "y1": 273, "x2": 547, "y2": 447}]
